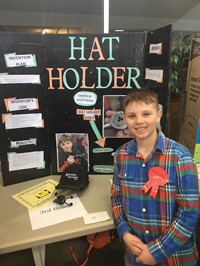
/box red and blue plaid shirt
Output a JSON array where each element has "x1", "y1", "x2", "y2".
[{"x1": 111, "y1": 131, "x2": 200, "y2": 265}]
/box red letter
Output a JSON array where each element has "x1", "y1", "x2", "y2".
[
  {"x1": 88, "y1": 37, "x2": 105, "y2": 61},
  {"x1": 47, "y1": 68, "x2": 64, "y2": 89},
  {"x1": 80, "y1": 67, "x2": 95, "y2": 89}
]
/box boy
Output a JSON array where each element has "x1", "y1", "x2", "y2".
[
  {"x1": 58, "y1": 134, "x2": 88, "y2": 172},
  {"x1": 111, "y1": 88, "x2": 200, "y2": 265}
]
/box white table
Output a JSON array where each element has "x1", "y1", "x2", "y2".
[{"x1": 0, "y1": 174, "x2": 115, "y2": 266}]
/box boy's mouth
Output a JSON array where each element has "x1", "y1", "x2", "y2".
[{"x1": 135, "y1": 127, "x2": 146, "y2": 131}]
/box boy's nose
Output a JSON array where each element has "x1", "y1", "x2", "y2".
[{"x1": 135, "y1": 116, "x2": 143, "y2": 124}]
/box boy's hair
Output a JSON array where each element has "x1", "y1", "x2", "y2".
[
  {"x1": 58, "y1": 134, "x2": 74, "y2": 146},
  {"x1": 122, "y1": 88, "x2": 159, "y2": 112}
]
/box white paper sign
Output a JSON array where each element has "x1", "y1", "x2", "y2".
[
  {"x1": 5, "y1": 98, "x2": 38, "y2": 112},
  {"x1": 10, "y1": 138, "x2": 37, "y2": 148},
  {"x1": 0, "y1": 74, "x2": 41, "y2": 84},
  {"x1": 4, "y1": 53, "x2": 37, "y2": 67},
  {"x1": 4, "y1": 113, "x2": 43, "y2": 129},
  {"x1": 145, "y1": 68, "x2": 163, "y2": 83},
  {"x1": 29, "y1": 194, "x2": 88, "y2": 230},
  {"x1": 83, "y1": 211, "x2": 110, "y2": 224},
  {"x1": 149, "y1": 43, "x2": 163, "y2": 55},
  {"x1": 8, "y1": 151, "x2": 44, "y2": 171}
]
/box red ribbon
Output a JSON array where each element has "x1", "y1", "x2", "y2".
[{"x1": 141, "y1": 167, "x2": 168, "y2": 199}]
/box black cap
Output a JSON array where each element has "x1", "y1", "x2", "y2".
[{"x1": 56, "y1": 163, "x2": 89, "y2": 191}]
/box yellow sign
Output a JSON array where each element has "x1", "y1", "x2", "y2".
[{"x1": 12, "y1": 179, "x2": 58, "y2": 210}]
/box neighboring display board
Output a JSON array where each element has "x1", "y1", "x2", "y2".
[
  {"x1": 0, "y1": 26, "x2": 171, "y2": 185},
  {"x1": 180, "y1": 36, "x2": 200, "y2": 163}
]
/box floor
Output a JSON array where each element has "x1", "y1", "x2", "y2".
[
  {"x1": 0, "y1": 236, "x2": 124, "y2": 266},
  {"x1": 1, "y1": 221, "x2": 200, "y2": 266}
]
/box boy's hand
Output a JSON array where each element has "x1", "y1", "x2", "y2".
[
  {"x1": 122, "y1": 232, "x2": 143, "y2": 256},
  {"x1": 67, "y1": 155, "x2": 75, "y2": 165},
  {"x1": 131, "y1": 242, "x2": 157, "y2": 265}
]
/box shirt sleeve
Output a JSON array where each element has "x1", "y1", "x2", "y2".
[
  {"x1": 148, "y1": 155, "x2": 200, "y2": 262},
  {"x1": 111, "y1": 158, "x2": 132, "y2": 238}
]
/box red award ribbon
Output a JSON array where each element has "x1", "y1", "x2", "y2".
[{"x1": 141, "y1": 167, "x2": 168, "y2": 198}]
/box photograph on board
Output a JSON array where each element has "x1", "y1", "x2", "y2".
[
  {"x1": 56, "y1": 133, "x2": 89, "y2": 172},
  {"x1": 103, "y1": 95, "x2": 132, "y2": 138}
]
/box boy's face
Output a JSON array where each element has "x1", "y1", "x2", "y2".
[
  {"x1": 60, "y1": 140, "x2": 73, "y2": 152},
  {"x1": 124, "y1": 100, "x2": 161, "y2": 141}
]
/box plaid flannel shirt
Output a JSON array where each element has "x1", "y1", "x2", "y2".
[{"x1": 111, "y1": 131, "x2": 200, "y2": 266}]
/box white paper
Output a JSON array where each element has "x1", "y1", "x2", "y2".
[
  {"x1": 4, "y1": 53, "x2": 37, "y2": 68},
  {"x1": 8, "y1": 151, "x2": 44, "y2": 171},
  {"x1": 0, "y1": 74, "x2": 41, "y2": 84},
  {"x1": 6, "y1": 98, "x2": 38, "y2": 111},
  {"x1": 149, "y1": 43, "x2": 162, "y2": 55},
  {"x1": 4, "y1": 113, "x2": 43, "y2": 129},
  {"x1": 29, "y1": 194, "x2": 88, "y2": 230},
  {"x1": 145, "y1": 68, "x2": 163, "y2": 83},
  {"x1": 10, "y1": 138, "x2": 37, "y2": 148},
  {"x1": 83, "y1": 211, "x2": 110, "y2": 224}
]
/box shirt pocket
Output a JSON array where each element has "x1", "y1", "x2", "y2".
[
  {"x1": 118, "y1": 164, "x2": 140, "y2": 213},
  {"x1": 117, "y1": 159, "x2": 138, "y2": 180}
]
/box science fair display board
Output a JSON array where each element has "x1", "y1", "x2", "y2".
[{"x1": 0, "y1": 25, "x2": 171, "y2": 185}]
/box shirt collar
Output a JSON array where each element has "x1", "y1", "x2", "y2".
[
  {"x1": 125, "y1": 131, "x2": 165, "y2": 155},
  {"x1": 155, "y1": 131, "x2": 165, "y2": 153}
]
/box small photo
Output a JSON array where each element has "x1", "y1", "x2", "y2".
[
  {"x1": 103, "y1": 95, "x2": 132, "y2": 138},
  {"x1": 56, "y1": 133, "x2": 89, "y2": 172}
]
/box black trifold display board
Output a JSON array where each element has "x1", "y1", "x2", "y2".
[{"x1": 0, "y1": 25, "x2": 172, "y2": 185}]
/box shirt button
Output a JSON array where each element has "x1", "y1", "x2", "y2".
[
  {"x1": 145, "y1": 230, "x2": 149, "y2": 234},
  {"x1": 142, "y1": 163, "x2": 145, "y2": 167},
  {"x1": 142, "y1": 208, "x2": 146, "y2": 212}
]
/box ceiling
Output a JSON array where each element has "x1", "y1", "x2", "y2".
[
  {"x1": 0, "y1": 0, "x2": 200, "y2": 33},
  {"x1": 0, "y1": 0, "x2": 200, "y2": 19}
]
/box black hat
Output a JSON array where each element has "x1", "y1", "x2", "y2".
[{"x1": 56, "y1": 163, "x2": 89, "y2": 191}]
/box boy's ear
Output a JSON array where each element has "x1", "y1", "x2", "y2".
[
  {"x1": 157, "y1": 110, "x2": 162, "y2": 117},
  {"x1": 158, "y1": 104, "x2": 163, "y2": 117},
  {"x1": 156, "y1": 111, "x2": 162, "y2": 130}
]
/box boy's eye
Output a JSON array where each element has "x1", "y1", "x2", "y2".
[
  {"x1": 143, "y1": 111, "x2": 153, "y2": 116},
  {"x1": 127, "y1": 114, "x2": 135, "y2": 118}
]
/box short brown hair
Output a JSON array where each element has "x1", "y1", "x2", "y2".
[
  {"x1": 122, "y1": 88, "x2": 159, "y2": 112},
  {"x1": 58, "y1": 134, "x2": 74, "y2": 146}
]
